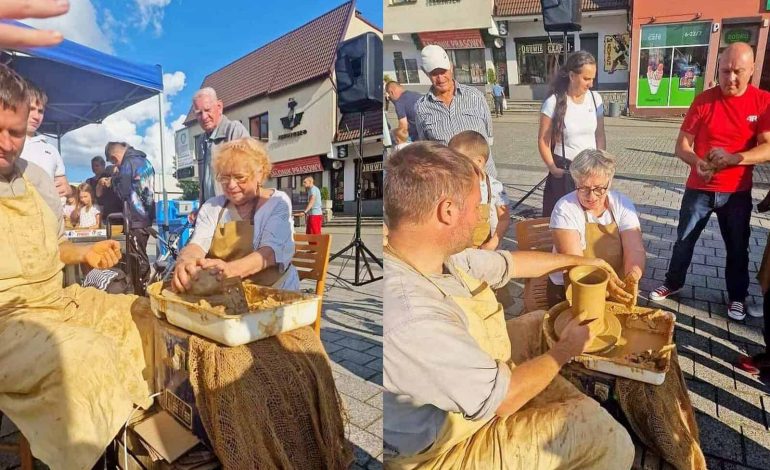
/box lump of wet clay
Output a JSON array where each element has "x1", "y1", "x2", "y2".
[{"x1": 188, "y1": 268, "x2": 222, "y2": 296}]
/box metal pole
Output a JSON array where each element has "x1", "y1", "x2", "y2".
[{"x1": 157, "y1": 92, "x2": 169, "y2": 229}]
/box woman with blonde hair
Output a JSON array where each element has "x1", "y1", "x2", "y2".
[{"x1": 172, "y1": 137, "x2": 299, "y2": 291}]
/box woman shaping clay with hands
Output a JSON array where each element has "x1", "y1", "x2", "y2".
[
  {"x1": 171, "y1": 138, "x2": 299, "y2": 293},
  {"x1": 546, "y1": 148, "x2": 645, "y2": 307}
]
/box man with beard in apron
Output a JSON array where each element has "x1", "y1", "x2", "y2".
[
  {"x1": 0, "y1": 65, "x2": 151, "y2": 470},
  {"x1": 383, "y1": 142, "x2": 634, "y2": 469}
]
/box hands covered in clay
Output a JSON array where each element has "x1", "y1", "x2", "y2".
[
  {"x1": 553, "y1": 315, "x2": 598, "y2": 360},
  {"x1": 83, "y1": 240, "x2": 122, "y2": 269},
  {"x1": 695, "y1": 147, "x2": 744, "y2": 183},
  {"x1": 172, "y1": 258, "x2": 241, "y2": 293},
  {"x1": 582, "y1": 258, "x2": 633, "y2": 305}
]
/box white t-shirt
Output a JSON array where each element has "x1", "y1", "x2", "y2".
[
  {"x1": 540, "y1": 91, "x2": 604, "y2": 160},
  {"x1": 78, "y1": 205, "x2": 101, "y2": 228},
  {"x1": 188, "y1": 190, "x2": 300, "y2": 291},
  {"x1": 20, "y1": 135, "x2": 66, "y2": 179},
  {"x1": 480, "y1": 174, "x2": 510, "y2": 233},
  {"x1": 548, "y1": 190, "x2": 640, "y2": 285}
]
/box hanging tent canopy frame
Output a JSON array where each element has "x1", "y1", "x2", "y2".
[{"x1": 0, "y1": 19, "x2": 169, "y2": 222}]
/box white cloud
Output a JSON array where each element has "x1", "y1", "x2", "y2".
[
  {"x1": 135, "y1": 0, "x2": 173, "y2": 36},
  {"x1": 60, "y1": 72, "x2": 188, "y2": 185},
  {"x1": 23, "y1": 0, "x2": 113, "y2": 53}
]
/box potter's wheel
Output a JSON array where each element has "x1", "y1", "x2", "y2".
[{"x1": 553, "y1": 307, "x2": 622, "y2": 354}]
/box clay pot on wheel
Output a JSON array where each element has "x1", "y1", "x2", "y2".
[{"x1": 567, "y1": 265, "x2": 609, "y2": 337}]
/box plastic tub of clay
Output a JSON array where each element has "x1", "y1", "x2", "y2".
[
  {"x1": 544, "y1": 301, "x2": 676, "y2": 385},
  {"x1": 147, "y1": 281, "x2": 320, "y2": 346}
]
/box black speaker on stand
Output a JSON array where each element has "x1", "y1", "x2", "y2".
[
  {"x1": 540, "y1": 0, "x2": 583, "y2": 63},
  {"x1": 329, "y1": 32, "x2": 383, "y2": 286}
]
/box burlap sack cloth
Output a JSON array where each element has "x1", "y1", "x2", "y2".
[
  {"x1": 188, "y1": 326, "x2": 353, "y2": 469},
  {"x1": 615, "y1": 350, "x2": 707, "y2": 470}
]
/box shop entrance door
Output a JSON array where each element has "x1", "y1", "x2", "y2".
[{"x1": 761, "y1": 34, "x2": 770, "y2": 91}]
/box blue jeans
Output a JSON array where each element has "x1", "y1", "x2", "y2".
[{"x1": 665, "y1": 189, "x2": 752, "y2": 302}]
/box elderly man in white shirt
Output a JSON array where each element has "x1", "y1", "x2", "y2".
[{"x1": 19, "y1": 80, "x2": 69, "y2": 197}]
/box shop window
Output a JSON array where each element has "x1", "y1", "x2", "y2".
[
  {"x1": 249, "y1": 113, "x2": 269, "y2": 142},
  {"x1": 393, "y1": 52, "x2": 420, "y2": 84},
  {"x1": 516, "y1": 37, "x2": 574, "y2": 85},
  {"x1": 356, "y1": 157, "x2": 383, "y2": 201},
  {"x1": 636, "y1": 22, "x2": 710, "y2": 108},
  {"x1": 450, "y1": 49, "x2": 485, "y2": 85},
  {"x1": 288, "y1": 172, "x2": 324, "y2": 206}
]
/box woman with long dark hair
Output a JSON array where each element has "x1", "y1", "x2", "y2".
[{"x1": 538, "y1": 50, "x2": 606, "y2": 216}]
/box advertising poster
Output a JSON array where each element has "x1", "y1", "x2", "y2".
[
  {"x1": 604, "y1": 33, "x2": 630, "y2": 73},
  {"x1": 636, "y1": 22, "x2": 710, "y2": 108}
]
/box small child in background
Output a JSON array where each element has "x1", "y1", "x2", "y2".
[
  {"x1": 63, "y1": 185, "x2": 79, "y2": 228},
  {"x1": 77, "y1": 183, "x2": 101, "y2": 229},
  {"x1": 448, "y1": 130, "x2": 511, "y2": 250},
  {"x1": 392, "y1": 127, "x2": 411, "y2": 152}
]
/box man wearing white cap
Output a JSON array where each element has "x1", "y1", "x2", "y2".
[{"x1": 414, "y1": 44, "x2": 498, "y2": 178}]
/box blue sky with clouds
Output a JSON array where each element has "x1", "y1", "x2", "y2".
[{"x1": 23, "y1": 0, "x2": 382, "y2": 183}]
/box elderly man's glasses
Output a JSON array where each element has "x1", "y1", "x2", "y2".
[
  {"x1": 216, "y1": 173, "x2": 250, "y2": 185},
  {"x1": 576, "y1": 184, "x2": 609, "y2": 197}
]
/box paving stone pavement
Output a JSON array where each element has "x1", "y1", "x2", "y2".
[
  {"x1": 487, "y1": 115, "x2": 770, "y2": 470},
  {"x1": 0, "y1": 225, "x2": 384, "y2": 470}
]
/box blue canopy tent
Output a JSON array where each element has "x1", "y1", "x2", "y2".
[{"x1": 0, "y1": 19, "x2": 169, "y2": 217}]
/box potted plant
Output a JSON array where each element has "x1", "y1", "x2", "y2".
[{"x1": 320, "y1": 187, "x2": 333, "y2": 210}]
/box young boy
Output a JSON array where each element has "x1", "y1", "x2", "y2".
[
  {"x1": 448, "y1": 130, "x2": 511, "y2": 250},
  {"x1": 19, "y1": 80, "x2": 70, "y2": 197}
]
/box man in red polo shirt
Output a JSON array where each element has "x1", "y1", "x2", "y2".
[{"x1": 650, "y1": 42, "x2": 770, "y2": 321}]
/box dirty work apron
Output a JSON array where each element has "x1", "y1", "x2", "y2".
[
  {"x1": 471, "y1": 174, "x2": 493, "y2": 248},
  {"x1": 582, "y1": 205, "x2": 624, "y2": 277},
  {"x1": 0, "y1": 175, "x2": 151, "y2": 470},
  {"x1": 384, "y1": 247, "x2": 634, "y2": 470},
  {"x1": 208, "y1": 199, "x2": 290, "y2": 288}
]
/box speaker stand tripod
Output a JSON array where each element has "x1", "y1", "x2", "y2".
[{"x1": 329, "y1": 111, "x2": 383, "y2": 286}]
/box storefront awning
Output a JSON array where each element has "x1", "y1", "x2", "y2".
[
  {"x1": 335, "y1": 110, "x2": 383, "y2": 143},
  {"x1": 270, "y1": 155, "x2": 324, "y2": 178},
  {"x1": 418, "y1": 29, "x2": 484, "y2": 50}
]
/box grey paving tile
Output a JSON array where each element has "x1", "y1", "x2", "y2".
[
  {"x1": 335, "y1": 360, "x2": 379, "y2": 381},
  {"x1": 331, "y1": 348, "x2": 378, "y2": 366},
  {"x1": 742, "y1": 425, "x2": 770, "y2": 469},
  {"x1": 334, "y1": 335, "x2": 381, "y2": 352},
  {"x1": 687, "y1": 379, "x2": 717, "y2": 416},
  {"x1": 728, "y1": 322, "x2": 766, "y2": 349},
  {"x1": 695, "y1": 411, "x2": 743, "y2": 462},
  {"x1": 348, "y1": 426, "x2": 382, "y2": 466},
  {"x1": 341, "y1": 393, "x2": 382, "y2": 429},
  {"x1": 365, "y1": 393, "x2": 383, "y2": 410},
  {"x1": 335, "y1": 371, "x2": 381, "y2": 402},
  {"x1": 367, "y1": 417, "x2": 383, "y2": 438},
  {"x1": 716, "y1": 388, "x2": 766, "y2": 432},
  {"x1": 678, "y1": 299, "x2": 711, "y2": 319}
]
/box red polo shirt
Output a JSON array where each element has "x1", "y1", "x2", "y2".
[{"x1": 682, "y1": 85, "x2": 770, "y2": 192}]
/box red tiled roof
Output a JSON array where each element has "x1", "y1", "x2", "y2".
[
  {"x1": 334, "y1": 110, "x2": 382, "y2": 143},
  {"x1": 185, "y1": 2, "x2": 356, "y2": 125},
  {"x1": 495, "y1": 0, "x2": 628, "y2": 17}
]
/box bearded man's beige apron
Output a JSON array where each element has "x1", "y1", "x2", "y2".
[
  {"x1": 0, "y1": 176, "x2": 151, "y2": 470},
  {"x1": 208, "y1": 201, "x2": 290, "y2": 287},
  {"x1": 385, "y1": 249, "x2": 633, "y2": 469}
]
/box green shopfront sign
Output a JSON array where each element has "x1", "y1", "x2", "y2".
[
  {"x1": 725, "y1": 29, "x2": 752, "y2": 44},
  {"x1": 640, "y1": 22, "x2": 710, "y2": 48}
]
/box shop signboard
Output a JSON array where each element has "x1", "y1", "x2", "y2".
[{"x1": 637, "y1": 22, "x2": 710, "y2": 108}]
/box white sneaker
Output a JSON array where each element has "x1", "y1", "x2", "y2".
[
  {"x1": 727, "y1": 301, "x2": 746, "y2": 321},
  {"x1": 747, "y1": 304, "x2": 764, "y2": 318}
]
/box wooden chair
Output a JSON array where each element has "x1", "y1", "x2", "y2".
[
  {"x1": 515, "y1": 217, "x2": 554, "y2": 312},
  {"x1": 0, "y1": 414, "x2": 33, "y2": 470},
  {"x1": 292, "y1": 233, "x2": 332, "y2": 336}
]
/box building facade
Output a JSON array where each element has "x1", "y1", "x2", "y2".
[
  {"x1": 494, "y1": 0, "x2": 630, "y2": 102},
  {"x1": 383, "y1": 0, "x2": 497, "y2": 93},
  {"x1": 629, "y1": 0, "x2": 770, "y2": 117},
  {"x1": 175, "y1": 1, "x2": 383, "y2": 216}
]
